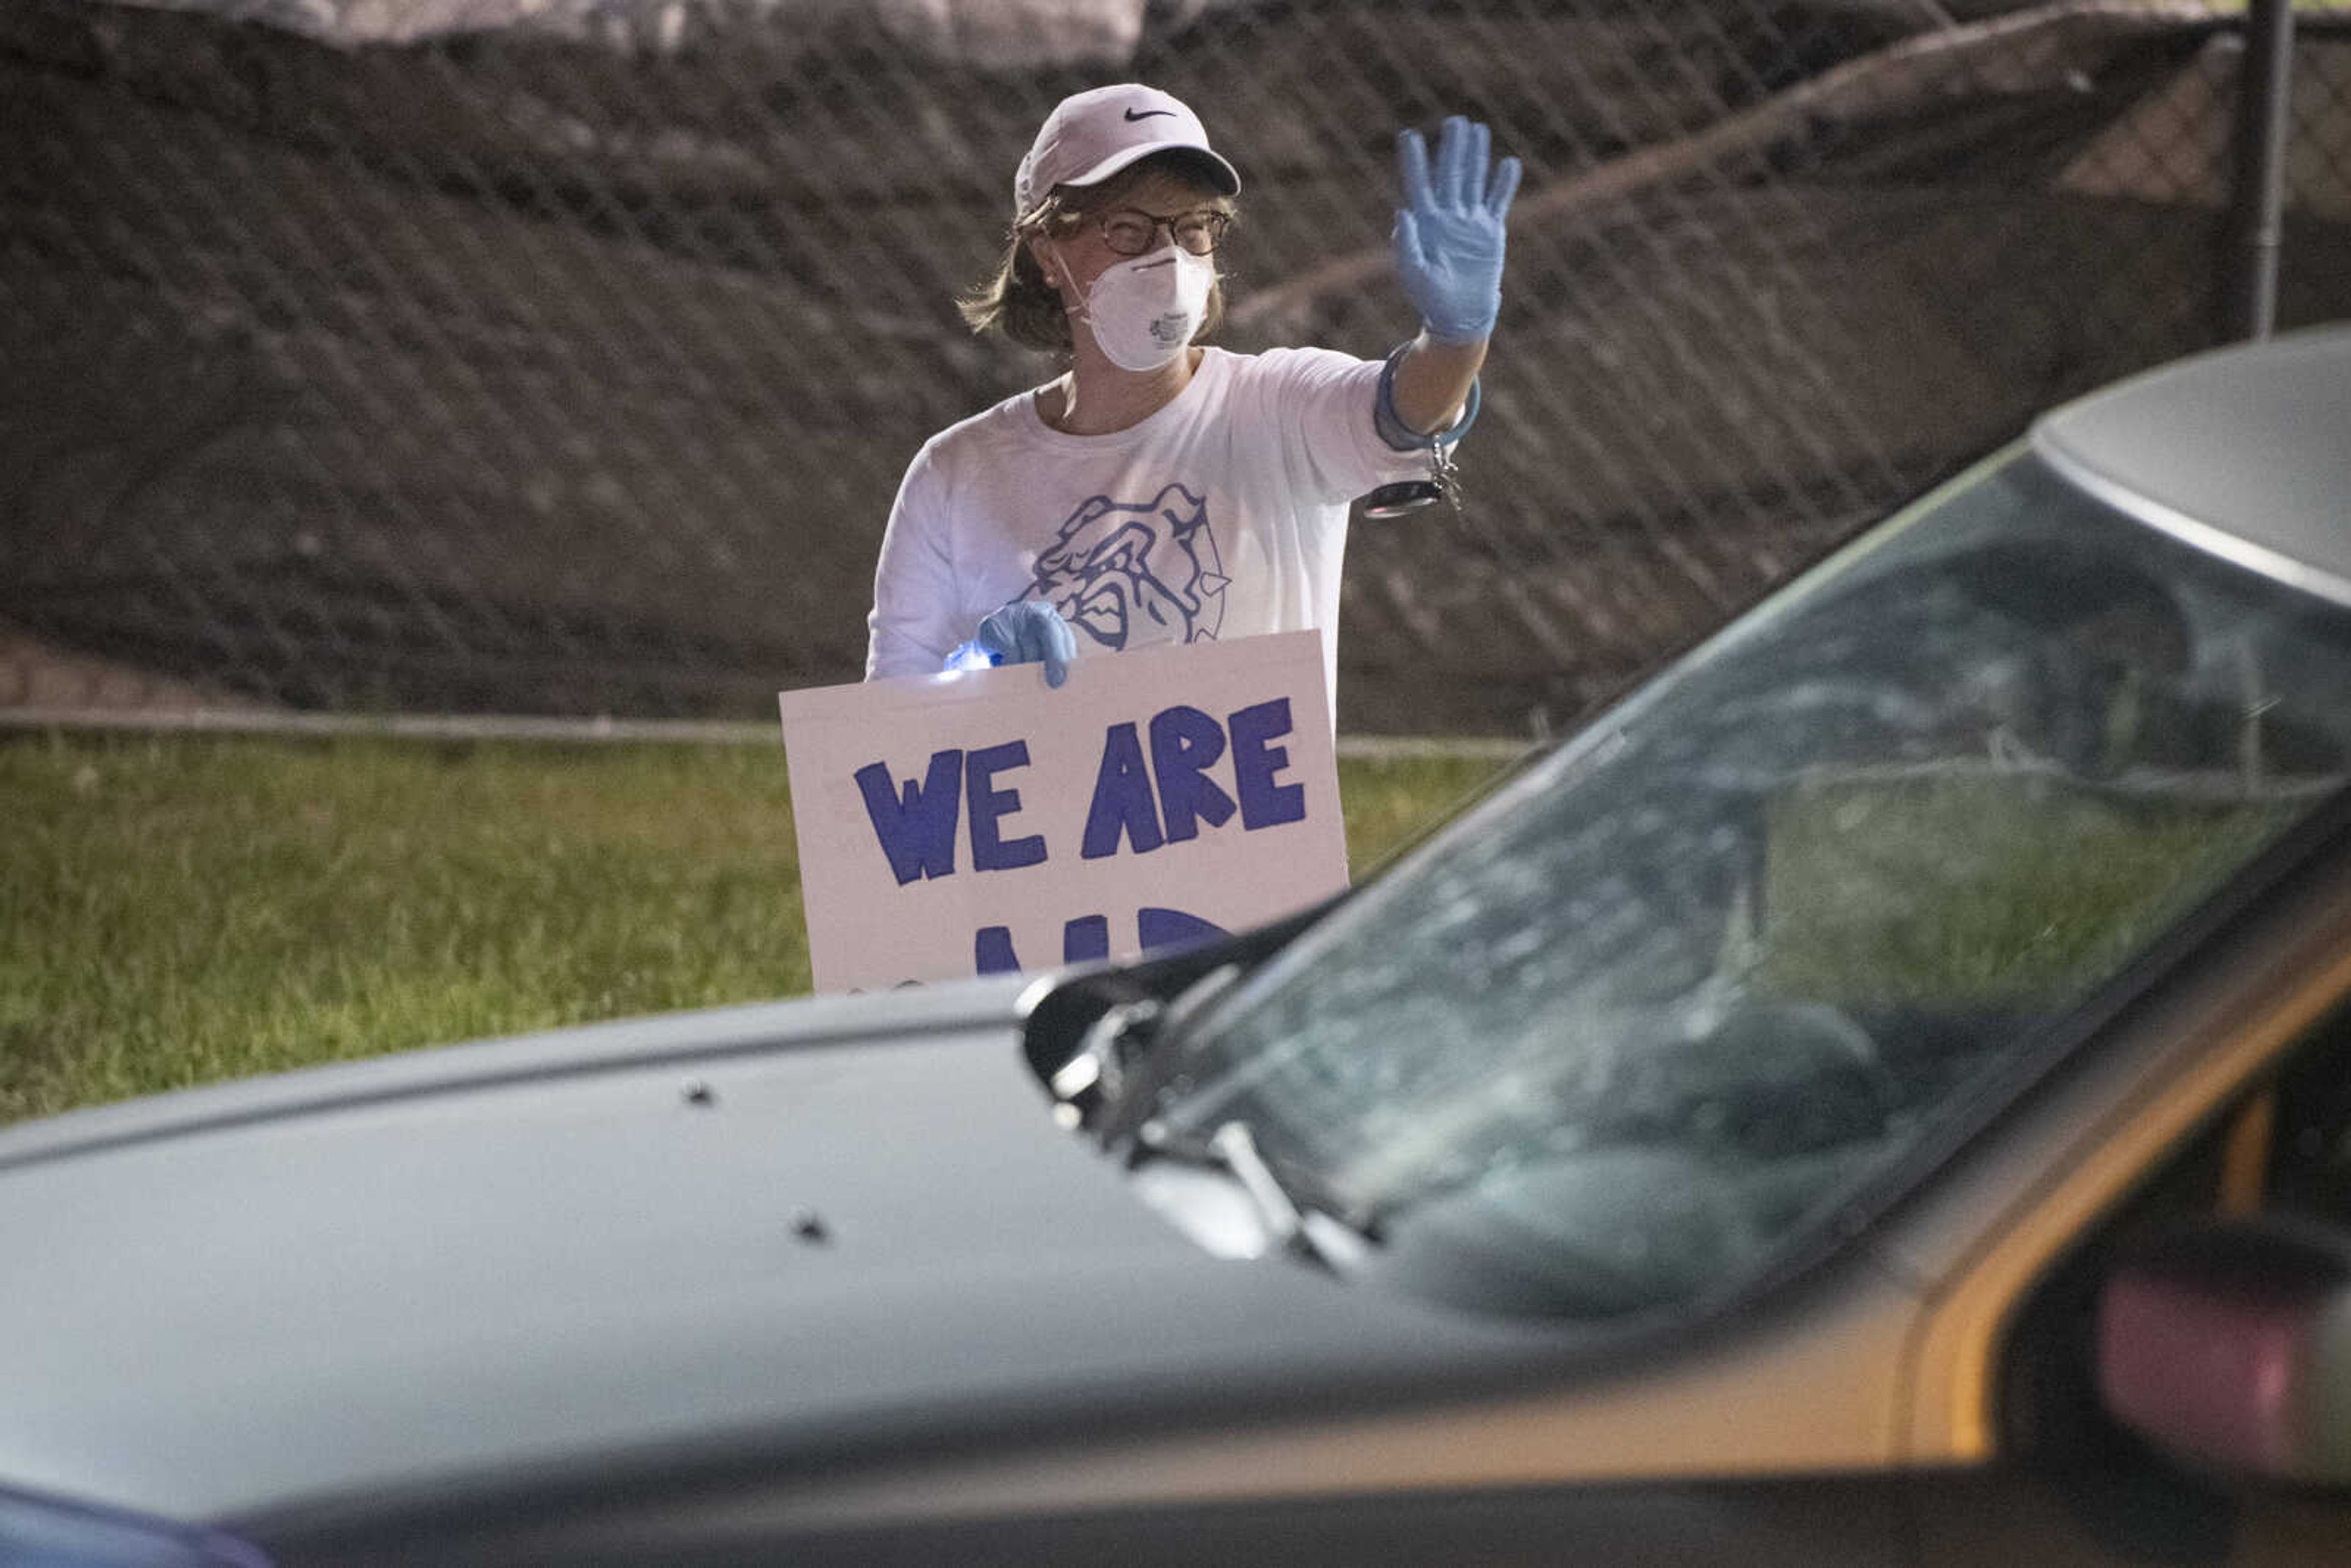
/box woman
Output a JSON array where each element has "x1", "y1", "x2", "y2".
[{"x1": 864, "y1": 83, "x2": 1518, "y2": 714}]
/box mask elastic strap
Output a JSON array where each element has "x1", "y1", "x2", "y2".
[{"x1": 1043, "y1": 242, "x2": 1089, "y2": 324}]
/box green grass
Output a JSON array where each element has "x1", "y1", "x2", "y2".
[
  {"x1": 0, "y1": 732, "x2": 1505, "y2": 1124},
  {"x1": 1757, "y1": 769, "x2": 2295, "y2": 1007}
]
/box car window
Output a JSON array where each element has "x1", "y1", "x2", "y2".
[
  {"x1": 1950, "y1": 1008, "x2": 2351, "y2": 1565},
  {"x1": 1139, "y1": 447, "x2": 2351, "y2": 1321},
  {"x1": 2262, "y1": 1016, "x2": 2351, "y2": 1228}
]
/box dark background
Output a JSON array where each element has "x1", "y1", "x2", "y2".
[{"x1": 5, "y1": 0, "x2": 2349, "y2": 735}]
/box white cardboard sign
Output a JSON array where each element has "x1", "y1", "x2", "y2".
[{"x1": 778, "y1": 632, "x2": 1348, "y2": 992}]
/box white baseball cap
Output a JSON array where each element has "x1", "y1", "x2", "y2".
[{"x1": 1012, "y1": 83, "x2": 1241, "y2": 220}]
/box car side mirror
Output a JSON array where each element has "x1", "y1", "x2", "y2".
[{"x1": 2096, "y1": 1215, "x2": 2351, "y2": 1486}]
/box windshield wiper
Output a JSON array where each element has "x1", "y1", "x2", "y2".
[
  {"x1": 1022, "y1": 898, "x2": 1338, "y2": 1120},
  {"x1": 1046, "y1": 955, "x2": 1243, "y2": 1135},
  {"x1": 1131, "y1": 1116, "x2": 1374, "y2": 1272},
  {"x1": 1079, "y1": 955, "x2": 1251, "y2": 1145}
]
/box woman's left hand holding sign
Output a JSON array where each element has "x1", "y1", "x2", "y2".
[{"x1": 947, "y1": 602, "x2": 1078, "y2": 688}]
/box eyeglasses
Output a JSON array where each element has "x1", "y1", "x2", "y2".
[{"x1": 1092, "y1": 208, "x2": 1232, "y2": 257}]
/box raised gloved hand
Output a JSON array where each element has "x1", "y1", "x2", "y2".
[
  {"x1": 1392, "y1": 116, "x2": 1521, "y2": 346},
  {"x1": 946, "y1": 600, "x2": 1077, "y2": 688}
]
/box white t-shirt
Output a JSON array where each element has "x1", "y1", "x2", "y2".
[{"x1": 864, "y1": 345, "x2": 1432, "y2": 704}]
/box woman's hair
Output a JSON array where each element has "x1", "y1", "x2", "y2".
[{"x1": 958, "y1": 151, "x2": 1235, "y2": 354}]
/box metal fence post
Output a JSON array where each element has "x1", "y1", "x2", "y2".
[{"x1": 2224, "y1": 0, "x2": 2298, "y2": 342}]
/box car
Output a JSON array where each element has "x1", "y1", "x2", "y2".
[{"x1": 7, "y1": 326, "x2": 2351, "y2": 1567}]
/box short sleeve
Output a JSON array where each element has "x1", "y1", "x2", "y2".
[
  {"x1": 864, "y1": 444, "x2": 962, "y2": 680},
  {"x1": 1254, "y1": 347, "x2": 1435, "y2": 505}
]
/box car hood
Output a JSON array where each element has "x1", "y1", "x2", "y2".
[{"x1": 0, "y1": 978, "x2": 1554, "y2": 1526}]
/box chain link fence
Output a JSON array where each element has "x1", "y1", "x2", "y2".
[{"x1": 6, "y1": 0, "x2": 2350, "y2": 735}]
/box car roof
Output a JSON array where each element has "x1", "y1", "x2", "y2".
[{"x1": 2032, "y1": 325, "x2": 2351, "y2": 608}]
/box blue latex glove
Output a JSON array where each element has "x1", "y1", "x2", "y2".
[
  {"x1": 947, "y1": 601, "x2": 1076, "y2": 688},
  {"x1": 1393, "y1": 116, "x2": 1521, "y2": 346}
]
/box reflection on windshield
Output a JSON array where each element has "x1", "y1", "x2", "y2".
[{"x1": 1154, "y1": 450, "x2": 2351, "y2": 1320}]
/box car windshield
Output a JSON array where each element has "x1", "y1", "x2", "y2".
[{"x1": 1146, "y1": 446, "x2": 2351, "y2": 1320}]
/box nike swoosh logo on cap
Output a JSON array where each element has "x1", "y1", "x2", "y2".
[{"x1": 1123, "y1": 108, "x2": 1176, "y2": 121}]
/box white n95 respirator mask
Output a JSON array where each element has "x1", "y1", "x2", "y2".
[{"x1": 1067, "y1": 246, "x2": 1216, "y2": 372}]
